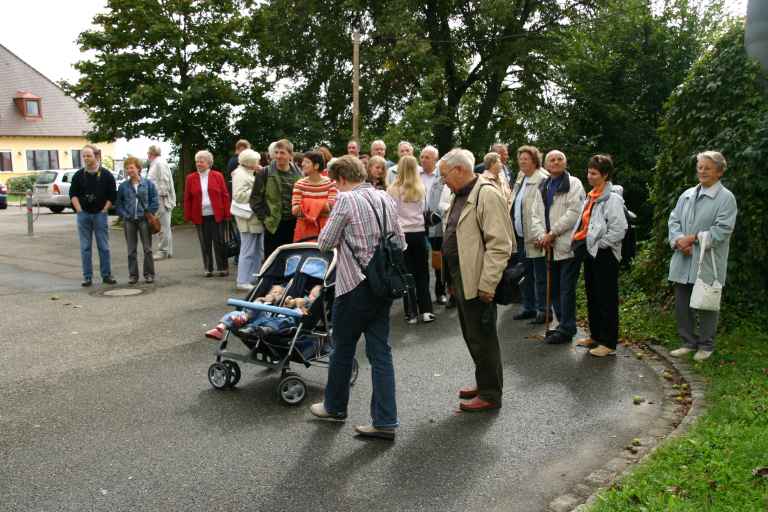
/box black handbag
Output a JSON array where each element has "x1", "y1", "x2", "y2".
[
  {"x1": 346, "y1": 195, "x2": 414, "y2": 300},
  {"x1": 223, "y1": 219, "x2": 241, "y2": 258},
  {"x1": 493, "y1": 254, "x2": 526, "y2": 305}
]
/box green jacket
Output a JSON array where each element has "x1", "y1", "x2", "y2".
[
  {"x1": 260, "y1": 161, "x2": 302, "y2": 234},
  {"x1": 667, "y1": 181, "x2": 737, "y2": 286}
]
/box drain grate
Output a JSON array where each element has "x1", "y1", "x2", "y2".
[{"x1": 102, "y1": 288, "x2": 144, "y2": 297}]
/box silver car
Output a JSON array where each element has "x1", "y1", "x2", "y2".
[
  {"x1": 32, "y1": 169, "x2": 124, "y2": 214},
  {"x1": 32, "y1": 169, "x2": 77, "y2": 213}
]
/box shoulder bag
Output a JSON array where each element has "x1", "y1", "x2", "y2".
[
  {"x1": 138, "y1": 192, "x2": 161, "y2": 235},
  {"x1": 345, "y1": 194, "x2": 414, "y2": 300},
  {"x1": 689, "y1": 232, "x2": 722, "y2": 311}
]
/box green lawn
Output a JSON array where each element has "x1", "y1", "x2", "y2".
[{"x1": 587, "y1": 288, "x2": 768, "y2": 511}]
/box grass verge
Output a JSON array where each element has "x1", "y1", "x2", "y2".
[{"x1": 586, "y1": 283, "x2": 768, "y2": 511}]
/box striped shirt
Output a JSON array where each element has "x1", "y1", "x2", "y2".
[
  {"x1": 318, "y1": 182, "x2": 406, "y2": 297},
  {"x1": 291, "y1": 177, "x2": 338, "y2": 215}
]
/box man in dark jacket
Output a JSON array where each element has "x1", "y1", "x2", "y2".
[{"x1": 69, "y1": 144, "x2": 117, "y2": 287}]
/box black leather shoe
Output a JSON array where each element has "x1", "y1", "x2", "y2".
[
  {"x1": 128, "y1": 277, "x2": 138, "y2": 285},
  {"x1": 513, "y1": 310, "x2": 536, "y2": 320},
  {"x1": 102, "y1": 276, "x2": 117, "y2": 285},
  {"x1": 544, "y1": 331, "x2": 572, "y2": 345},
  {"x1": 81, "y1": 279, "x2": 92, "y2": 287},
  {"x1": 445, "y1": 296, "x2": 456, "y2": 309}
]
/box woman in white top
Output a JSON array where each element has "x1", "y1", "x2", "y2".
[
  {"x1": 388, "y1": 155, "x2": 435, "y2": 323},
  {"x1": 231, "y1": 149, "x2": 265, "y2": 290}
]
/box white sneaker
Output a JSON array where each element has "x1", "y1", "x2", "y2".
[
  {"x1": 236, "y1": 283, "x2": 254, "y2": 291},
  {"x1": 422, "y1": 312, "x2": 436, "y2": 323},
  {"x1": 693, "y1": 349, "x2": 713, "y2": 361},
  {"x1": 407, "y1": 317, "x2": 418, "y2": 325},
  {"x1": 153, "y1": 253, "x2": 167, "y2": 261},
  {"x1": 670, "y1": 347, "x2": 694, "y2": 357},
  {"x1": 309, "y1": 402, "x2": 346, "y2": 422}
]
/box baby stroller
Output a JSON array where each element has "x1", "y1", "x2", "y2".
[{"x1": 206, "y1": 242, "x2": 359, "y2": 405}]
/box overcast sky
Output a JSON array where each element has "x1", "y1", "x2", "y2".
[{"x1": 0, "y1": 0, "x2": 749, "y2": 157}]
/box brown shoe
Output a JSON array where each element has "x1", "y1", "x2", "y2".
[
  {"x1": 589, "y1": 345, "x2": 616, "y2": 357},
  {"x1": 575, "y1": 337, "x2": 594, "y2": 347},
  {"x1": 458, "y1": 386, "x2": 478, "y2": 399},
  {"x1": 459, "y1": 397, "x2": 501, "y2": 412}
]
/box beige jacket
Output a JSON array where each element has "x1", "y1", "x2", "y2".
[
  {"x1": 481, "y1": 170, "x2": 513, "y2": 211},
  {"x1": 510, "y1": 167, "x2": 549, "y2": 257},
  {"x1": 147, "y1": 157, "x2": 176, "y2": 210},
  {"x1": 530, "y1": 172, "x2": 585, "y2": 261},
  {"x1": 232, "y1": 166, "x2": 264, "y2": 234},
  {"x1": 444, "y1": 175, "x2": 515, "y2": 299}
]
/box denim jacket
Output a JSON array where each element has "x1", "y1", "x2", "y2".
[{"x1": 116, "y1": 178, "x2": 158, "y2": 220}]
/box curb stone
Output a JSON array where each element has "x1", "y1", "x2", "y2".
[{"x1": 547, "y1": 342, "x2": 708, "y2": 512}]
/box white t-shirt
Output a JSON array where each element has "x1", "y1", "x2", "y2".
[{"x1": 199, "y1": 171, "x2": 213, "y2": 216}]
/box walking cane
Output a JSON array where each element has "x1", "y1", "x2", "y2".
[{"x1": 544, "y1": 247, "x2": 553, "y2": 335}]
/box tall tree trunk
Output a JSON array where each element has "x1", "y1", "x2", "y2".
[{"x1": 466, "y1": 70, "x2": 505, "y2": 155}]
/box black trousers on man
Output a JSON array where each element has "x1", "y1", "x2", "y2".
[
  {"x1": 196, "y1": 215, "x2": 227, "y2": 273},
  {"x1": 580, "y1": 245, "x2": 620, "y2": 349},
  {"x1": 446, "y1": 258, "x2": 503, "y2": 405},
  {"x1": 265, "y1": 218, "x2": 297, "y2": 260},
  {"x1": 428, "y1": 236, "x2": 446, "y2": 298}
]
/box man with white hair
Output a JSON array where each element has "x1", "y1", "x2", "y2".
[
  {"x1": 421, "y1": 145, "x2": 448, "y2": 304},
  {"x1": 530, "y1": 150, "x2": 585, "y2": 345},
  {"x1": 370, "y1": 139, "x2": 394, "y2": 168},
  {"x1": 147, "y1": 144, "x2": 176, "y2": 260},
  {"x1": 440, "y1": 148, "x2": 514, "y2": 412},
  {"x1": 347, "y1": 140, "x2": 360, "y2": 157}
]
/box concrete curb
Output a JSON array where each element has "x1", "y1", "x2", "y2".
[{"x1": 547, "y1": 342, "x2": 708, "y2": 512}]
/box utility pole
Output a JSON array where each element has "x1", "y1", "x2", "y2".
[{"x1": 352, "y1": 30, "x2": 360, "y2": 142}]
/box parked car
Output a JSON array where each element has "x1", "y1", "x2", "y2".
[
  {"x1": 0, "y1": 182, "x2": 7, "y2": 209},
  {"x1": 32, "y1": 169, "x2": 77, "y2": 213},
  {"x1": 32, "y1": 169, "x2": 123, "y2": 214}
]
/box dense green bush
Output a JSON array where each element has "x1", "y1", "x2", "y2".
[
  {"x1": 6, "y1": 175, "x2": 38, "y2": 194},
  {"x1": 638, "y1": 22, "x2": 768, "y2": 310}
]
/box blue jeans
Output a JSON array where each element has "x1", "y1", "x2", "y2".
[
  {"x1": 77, "y1": 211, "x2": 111, "y2": 280},
  {"x1": 324, "y1": 280, "x2": 398, "y2": 428},
  {"x1": 550, "y1": 255, "x2": 581, "y2": 337},
  {"x1": 517, "y1": 235, "x2": 547, "y2": 313}
]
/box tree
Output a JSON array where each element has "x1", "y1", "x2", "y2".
[
  {"x1": 243, "y1": 0, "x2": 601, "y2": 157},
  {"x1": 531, "y1": 0, "x2": 720, "y2": 234},
  {"x1": 64, "y1": 0, "x2": 250, "y2": 193}
]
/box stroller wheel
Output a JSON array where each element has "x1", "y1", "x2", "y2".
[
  {"x1": 208, "y1": 363, "x2": 230, "y2": 390},
  {"x1": 350, "y1": 359, "x2": 359, "y2": 386},
  {"x1": 224, "y1": 361, "x2": 241, "y2": 387},
  {"x1": 277, "y1": 375, "x2": 307, "y2": 406}
]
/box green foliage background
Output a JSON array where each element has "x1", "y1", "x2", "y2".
[{"x1": 632, "y1": 22, "x2": 768, "y2": 310}]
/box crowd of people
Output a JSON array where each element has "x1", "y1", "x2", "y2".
[{"x1": 68, "y1": 138, "x2": 736, "y2": 440}]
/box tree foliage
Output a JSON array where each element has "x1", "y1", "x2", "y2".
[
  {"x1": 240, "y1": 0, "x2": 601, "y2": 158},
  {"x1": 64, "y1": 0, "x2": 250, "y2": 191},
  {"x1": 532, "y1": 0, "x2": 719, "y2": 234},
  {"x1": 633, "y1": 22, "x2": 768, "y2": 308}
]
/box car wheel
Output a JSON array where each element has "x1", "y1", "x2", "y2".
[{"x1": 49, "y1": 206, "x2": 65, "y2": 214}]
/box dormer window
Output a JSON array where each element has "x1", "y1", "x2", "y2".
[
  {"x1": 25, "y1": 99, "x2": 40, "y2": 117},
  {"x1": 14, "y1": 91, "x2": 42, "y2": 119}
]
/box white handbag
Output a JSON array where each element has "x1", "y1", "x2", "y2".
[
  {"x1": 689, "y1": 232, "x2": 722, "y2": 311},
  {"x1": 230, "y1": 200, "x2": 253, "y2": 219}
]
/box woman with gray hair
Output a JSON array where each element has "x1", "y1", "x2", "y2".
[
  {"x1": 231, "y1": 149, "x2": 264, "y2": 290},
  {"x1": 668, "y1": 151, "x2": 737, "y2": 361},
  {"x1": 184, "y1": 150, "x2": 231, "y2": 277}
]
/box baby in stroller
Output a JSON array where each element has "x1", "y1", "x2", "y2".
[{"x1": 205, "y1": 284, "x2": 322, "y2": 341}]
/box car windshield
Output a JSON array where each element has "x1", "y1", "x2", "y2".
[{"x1": 36, "y1": 171, "x2": 58, "y2": 185}]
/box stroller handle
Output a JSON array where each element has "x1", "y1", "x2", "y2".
[{"x1": 227, "y1": 299, "x2": 305, "y2": 319}]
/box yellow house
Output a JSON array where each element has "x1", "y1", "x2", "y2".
[{"x1": 0, "y1": 43, "x2": 114, "y2": 184}]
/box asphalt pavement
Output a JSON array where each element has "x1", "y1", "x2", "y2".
[{"x1": 0, "y1": 206, "x2": 663, "y2": 512}]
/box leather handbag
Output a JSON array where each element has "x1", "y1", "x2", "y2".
[
  {"x1": 230, "y1": 200, "x2": 253, "y2": 219},
  {"x1": 223, "y1": 219, "x2": 241, "y2": 258},
  {"x1": 690, "y1": 232, "x2": 722, "y2": 311},
  {"x1": 138, "y1": 194, "x2": 161, "y2": 235}
]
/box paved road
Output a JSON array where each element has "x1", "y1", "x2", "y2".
[{"x1": 0, "y1": 207, "x2": 663, "y2": 512}]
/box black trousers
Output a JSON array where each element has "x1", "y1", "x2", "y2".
[
  {"x1": 264, "y1": 217, "x2": 297, "y2": 260},
  {"x1": 447, "y1": 257, "x2": 503, "y2": 404},
  {"x1": 581, "y1": 245, "x2": 620, "y2": 349},
  {"x1": 403, "y1": 231, "x2": 433, "y2": 317},
  {"x1": 428, "y1": 236, "x2": 446, "y2": 298},
  {"x1": 196, "y1": 216, "x2": 227, "y2": 273}
]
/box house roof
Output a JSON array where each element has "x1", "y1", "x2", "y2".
[{"x1": 0, "y1": 43, "x2": 92, "y2": 137}]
